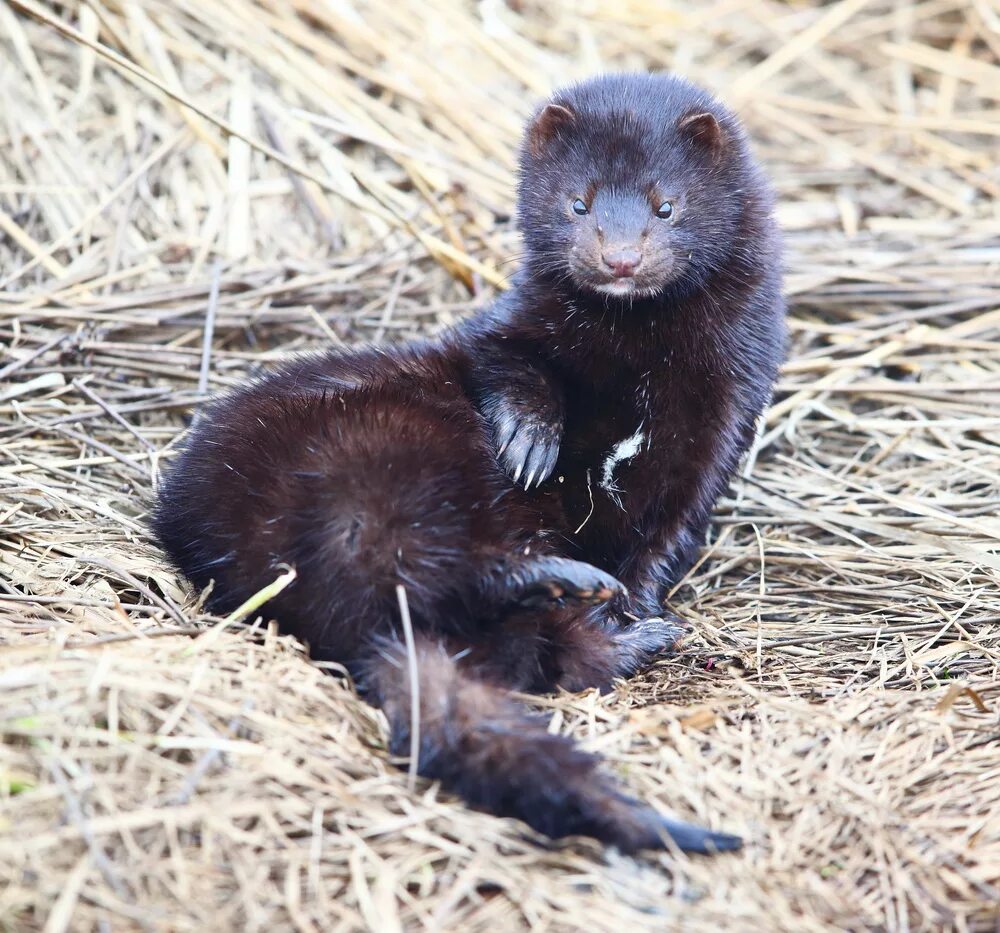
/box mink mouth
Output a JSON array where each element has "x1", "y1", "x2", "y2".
[
  {"x1": 594, "y1": 277, "x2": 644, "y2": 296},
  {"x1": 576, "y1": 264, "x2": 678, "y2": 299},
  {"x1": 565, "y1": 247, "x2": 679, "y2": 299}
]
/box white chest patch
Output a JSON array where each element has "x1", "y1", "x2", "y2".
[{"x1": 599, "y1": 426, "x2": 647, "y2": 495}]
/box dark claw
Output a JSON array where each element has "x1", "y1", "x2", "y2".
[
  {"x1": 502, "y1": 426, "x2": 560, "y2": 488},
  {"x1": 500, "y1": 430, "x2": 535, "y2": 485},
  {"x1": 495, "y1": 419, "x2": 517, "y2": 456},
  {"x1": 522, "y1": 434, "x2": 557, "y2": 489},
  {"x1": 655, "y1": 815, "x2": 743, "y2": 854},
  {"x1": 540, "y1": 441, "x2": 560, "y2": 486}
]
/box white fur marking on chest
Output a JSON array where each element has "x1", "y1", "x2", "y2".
[{"x1": 599, "y1": 426, "x2": 647, "y2": 494}]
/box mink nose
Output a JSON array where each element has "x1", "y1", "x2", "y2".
[{"x1": 602, "y1": 248, "x2": 642, "y2": 278}]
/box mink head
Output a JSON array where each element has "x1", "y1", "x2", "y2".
[{"x1": 516, "y1": 73, "x2": 763, "y2": 300}]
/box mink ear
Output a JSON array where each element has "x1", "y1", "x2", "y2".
[
  {"x1": 527, "y1": 103, "x2": 576, "y2": 156},
  {"x1": 677, "y1": 110, "x2": 724, "y2": 161}
]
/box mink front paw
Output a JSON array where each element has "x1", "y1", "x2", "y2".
[
  {"x1": 612, "y1": 614, "x2": 689, "y2": 676},
  {"x1": 489, "y1": 397, "x2": 562, "y2": 489}
]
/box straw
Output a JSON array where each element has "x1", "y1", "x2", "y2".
[{"x1": 1, "y1": 0, "x2": 998, "y2": 930}]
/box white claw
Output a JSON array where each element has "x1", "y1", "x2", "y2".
[
  {"x1": 512, "y1": 462, "x2": 523, "y2": 484},
  {"x1": 498, "y1": 440, "x2": 510, "y2": 456},
  {"x1": 524, "y1": 470, "x2": 535, "y2": 489}
]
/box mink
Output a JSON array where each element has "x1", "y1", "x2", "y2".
[
  {"x1": 153, "y1": 72, "x2": 785, "y2": 855},
  {"x1": 462, "y1": 74, "x2": 786, "y2": 618}
]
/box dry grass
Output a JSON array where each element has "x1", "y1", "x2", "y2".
[{"x1": 1, "y1": 0, "x2": 999, "y2": 930}]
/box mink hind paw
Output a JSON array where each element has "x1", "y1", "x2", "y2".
[{"x1": 505, "y1": 556, "x2": 626, "y2": 610}]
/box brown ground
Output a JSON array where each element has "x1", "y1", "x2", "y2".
[{"x1": 1, "y1": 1, "x2": 998, "y2": 930}]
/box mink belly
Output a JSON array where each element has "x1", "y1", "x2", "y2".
[
  {"x1": 531, "y1": 381, "x2": 658, "y2": 570},
  {"x1": 536, "y1": 374, "x2": 736, "y2": 585}
]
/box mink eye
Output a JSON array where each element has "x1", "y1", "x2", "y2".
[
  {"x1": 571, "y1": 198, "x2": 589, "y2": 216},
  {"x1": 655, "y1": 200, "x2": 674, "y2": 219}
]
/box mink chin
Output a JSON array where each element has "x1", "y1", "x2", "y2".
[{"x1": 153, "y1": 72, "x2": 785, "y2": 856}]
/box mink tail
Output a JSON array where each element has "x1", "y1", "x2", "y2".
[{"x1": 358, "y1": 630, "x2": 742, "y2": 855}]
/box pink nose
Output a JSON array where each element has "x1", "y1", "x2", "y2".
[{"x1": 602, "y1": 248, "x2": 642, "y2": 278}]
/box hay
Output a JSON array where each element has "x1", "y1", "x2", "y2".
[{"x1": 1, "y1": 0, "x2": 998, "y2": 929}]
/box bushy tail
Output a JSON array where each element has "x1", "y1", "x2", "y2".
[{"x1": 359, "y1": 631, "x2": 741, "y2": 854}]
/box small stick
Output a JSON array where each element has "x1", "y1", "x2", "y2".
[
  {"x1": 395, "y1": 584, "x2": 421, "y2": 792},
  {"x1": 197, "y1": 261, "x2": 222, "y2": 400},
  {"x1": 223, "y1": 564, "x2": 297, "y2": 625},
  {"x1": 72, "y1": 378, "x2": 156, "y2": 451},
  {"x1": 0, "y1": 332, "x2": 67, "y2": 381}
]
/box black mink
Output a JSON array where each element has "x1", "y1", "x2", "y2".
[{"x1": 153, "y1": 72, "x2": 785, "y2": 855}]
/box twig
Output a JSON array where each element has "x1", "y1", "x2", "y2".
[{"x1": 395, "y1": 584, "x2": 421, "y2": 792}]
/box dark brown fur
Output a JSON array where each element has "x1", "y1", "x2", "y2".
[
  {"x1": 154, "y1": 73, "x2": 785, "y2": 854},
  {"x1": 462, "y1": 73, "x2": 786, "y2": 618}
]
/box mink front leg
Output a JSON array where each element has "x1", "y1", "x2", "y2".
[
  {"x1": 618, "y1": 413, "x2": 761, "y2": 616},
  {"x1": 617, "y1": 517, "x2": 707, "y2": 618}
]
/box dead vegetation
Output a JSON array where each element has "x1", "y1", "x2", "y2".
[{"x1": 1, "y1": 0, "x2": 999, "y2": 929}]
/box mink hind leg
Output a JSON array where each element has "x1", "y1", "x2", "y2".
[
  {"x1": 156, "y1": 383, "x2": 557, "y2": 648},
  {"x1": 477, "y1": 553, "x2": 627, "y2": 611},
  {"x1": 533, "y1": 604, "x2": 688, "y2": 693},
  {"x1": 357, "y1": 629, "x2": 740, "y2": 854}
]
